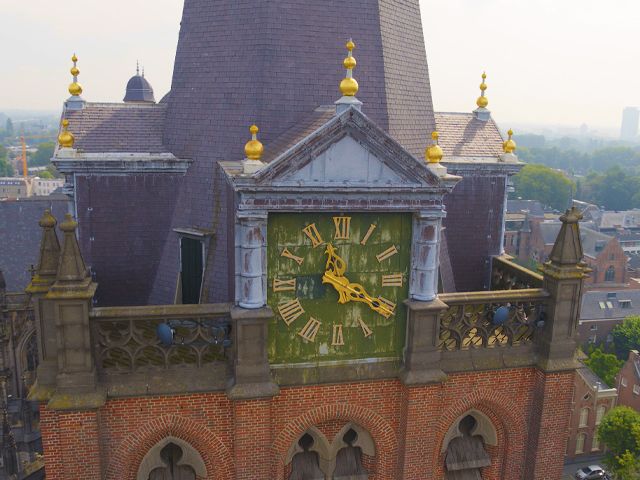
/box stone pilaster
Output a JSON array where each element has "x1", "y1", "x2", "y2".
[
  {"x1": 227, "y1": 306, "x2": 279, "y2": 400},
  {"x1": 537, "y1": 206, "x2": 587, "y2": 372},
  {"x1": 237, "y1": 212, "x2": 267, "y2": 309},
  {"x1": 45, "y1": 214, "x2": 103, "y2": 410},
  {"x1": 26, "y1": 210, "x2": 60, "y2": 401},
  {"x1": 400, "y1": 299, "x2": 448, "y2": 385},
  {"x1": 409, "y1": 211, "x2": 444, "y2": 302}
]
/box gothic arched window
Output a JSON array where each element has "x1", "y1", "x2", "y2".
[
  {"x1": 137, "y1": 437, "x2": 206, "y2": 480},
  {"x1": 605, "y1": 266, "x2": 615, "y2": 282}
]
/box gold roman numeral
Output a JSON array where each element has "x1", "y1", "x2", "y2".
[
  {"x1": 278, "y1": 298, "x2": 305, "y2": 326},
  {"x1": 381, "y1": 273, "x2": 403, "y2": 287},
  {"x1": 280, "y1": 247, "x2": 304, "y2": 265},
  {"x1": 358, "y1": 318, "x2": 373, "y2": 338},
  {"x1": 273, "y1": 277, "x2": 296, "y2": 292},
  {"x1": 378, "y1": 296, "x2": 396, "y2": 317},
  {"x1": 302, "y1": 223, "x2": 324, "y2": 248},
  {"x1": 376, "y1": 245, "x2": 398, "y2": 262},
  {"x1": 333, "y1": 216, "x2": 351, "y2": 240},
  {"x1": 331, "y1": 324, "x2": 344, "y2": 346},
  {"x1": 298, "y1": 317, "x2": 321, "y2": 342},
  {"x1": 360, "y1": 223, "x2": 377, "y2": 245}
]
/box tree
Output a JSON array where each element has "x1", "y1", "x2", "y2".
[
  {"x1": 38, "y1": 170, "x2": 54, "y2": 179},
  {"x1": 597, "y1": 407, "x2": 640, "y2": 479},
  {"x1": 584, "y1": 347, "x2": 623, "y2": 387},
  {"x1": 28, "y1": 141, "x2": 55, "y2": 167},
  {"x1": 511, "y1": 164, "x2": 575, "y2": 211},
  {"x1": 0, "y1": 145, "x2": 13, "y2": 177},
  {"x1": 612, "y1": 316, "x2": 640, "y2": 360}
]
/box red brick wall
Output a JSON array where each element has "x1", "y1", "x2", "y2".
[
  {"x1": 617, "y1": 350, "x2": 640, "y2": 411},
  {"x1": 39, "y1": 367, "x2": 575, "y2": 480}
]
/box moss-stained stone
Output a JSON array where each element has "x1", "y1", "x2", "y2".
[{"x1": 267, "y1": 212, "x2": 411, "y2": 364}]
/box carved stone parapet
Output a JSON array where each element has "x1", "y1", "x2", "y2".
[
  {"x1": 400, "y1": 298, "x2": 448, "y2": 385},
  {"x1": 227, "y1": 306, "x2": 279, "y2": 400}
]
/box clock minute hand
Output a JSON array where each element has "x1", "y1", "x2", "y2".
[{"x1": 343, "y1": 281, "x2": 394, "y2": 319}]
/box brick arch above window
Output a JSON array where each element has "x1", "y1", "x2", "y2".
[
  {"x1": 105, "y1": 414, "x2": 233, "y2": 480},
  {"x1": 137, "y1": 436, "x2": 206, "y2": 480}
]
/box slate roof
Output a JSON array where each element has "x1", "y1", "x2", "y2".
[
  {"x1": 538, "y1": 222, "x2": 613, "y2": 258},
  {"x1": 580, "y1": 290, "x2": 640, "y2": 321},
  {"x1": 0, "y1": 196, "x2": 68, "y2": 291},
  {"x1": 260, "y1": 106, "x2": 335, "y2": 164},
  {"x1": 507, "y1": 199, "x2": 546, "y2": 217},
  {"x1": 577, "y1": 366, "x2": 610, "y2": 391},
  {"x1": 64, "y1": 103, "x2": 168, "y2": 153},
  {"x1": 434, "y1": 112, "x2": 504, "y2": 158},
  {"x1": 123, "y1": 75, "x2": 155, "y2": 103}
]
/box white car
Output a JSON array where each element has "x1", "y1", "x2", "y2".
[{"x1": 575, "y1": 465, "x2": 609, "y2": 480}]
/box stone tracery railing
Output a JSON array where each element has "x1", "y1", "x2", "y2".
[
  {"x1": 437, "y1": 289, "x2": 549, "y2": 351},
  {"x1": 90, "y1": 303, "x2": 232, "y2": 373},
  {"x1": 491, "y1": 255, "x2": 543, "y2": 290}
]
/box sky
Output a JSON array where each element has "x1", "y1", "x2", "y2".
[{"x1": 1, "y1": 0, "x2": 638, "y2": 134}]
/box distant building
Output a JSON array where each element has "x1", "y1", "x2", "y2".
[
  {"x1": 508, "y1": 217, "x2": 627, "y2": 287},
  {"x1": 621, "y1": 107, "x2": 639, "y2": 141},
  {"x1": 0, "y1": 177, "x2": 63, "y2": 199},
  {"x1": 566, "y1": 366, "x2": 617, "y2": 462},
  {"x1": 616, "y1": 350, "x2": 640, "y2": 411},
  {"x1": 31, "y1": 178, "x2": 63, "y2": 196},
  {"x1": 0, "y1": 177, "x2": 32, "y2": 199},
  {"x1": 578, "y1": 290, "x2": 640, "y2": 345}
]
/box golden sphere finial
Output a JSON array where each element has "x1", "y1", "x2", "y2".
[
  {"x1": 503, "y1": 128, "x2": 517, "y2": 154},
  {"x1": 425, "y1": 131, "x2": 444, "y2": 164},
  {"x1": 245, "y1": 124, "x2": 264, "y2": 161},
  {"x1": 68, "y1": 53, "x2": 83, "y2": 97},
  {"x1": 476, "y1": 71, "x2": 488, "y2": 108},
  {"x1": 58, "y1": 118, "x2": 75, "y2": 148},
  {"x1": 339, "y1": 38, "x2": 359, "y2": 97}
]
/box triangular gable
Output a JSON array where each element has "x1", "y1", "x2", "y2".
[{"x1": 253, "y1": 107, "x2": 440, "y2": 188}]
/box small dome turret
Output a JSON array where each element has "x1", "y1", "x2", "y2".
[{"x1": 123, "y1": 63, "x2": 155, "y2": 103}]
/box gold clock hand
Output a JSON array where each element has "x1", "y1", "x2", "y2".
[
  {"x1": 324, "y1": 243, "x2": 347, "y2": 276},
  {"x1": 322, "y1": 270, "x2": 394, "y2": 318}
]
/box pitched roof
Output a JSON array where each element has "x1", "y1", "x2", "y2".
[
  {"x1": 260, "y1": 106, "x2": 335, "y2": 164},
  {"x1": 507, "y1": 199, "x2": 546, "y2": 217},
  {"x1": 64, "y1": 103, "x2": 168, "y2": 153},
  {"x1": 580, "y1": 290, "x2": 640, "y2": 321},
  {"x1": 0, "y1": 196, "x2": 68, "y2": 291},
  {"x1": 434, "y1": 112, "x2": 504, "y2": 158}
]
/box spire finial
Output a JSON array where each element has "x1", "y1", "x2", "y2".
[
  {"x1": 425, "y1": 131, "x2": 444, "y2": 164},
  {"x1": 142, "y1": 66, "x2": 145, "y2": 78},
  {"x1": 476, "y1": 71, "x2": 488, "y2": 109},
  {"x1": 244, "y1": 124, "x2": 264, "y2": 161},
  {"x1": 339, "y1": 39, "x2": 359, "y2": 97},
  {"x1": 136, "y1": 60, "x2": 140, "y2": 76},
  {"x1": 68, "y1": 53, "x2": 83, "y2": 97},
  {"x1": 57, "y1": 119, "x2": 75, "y2": 148},
  {"x1": 503, "y1": 129, "x2": 517, "y2": 154}
]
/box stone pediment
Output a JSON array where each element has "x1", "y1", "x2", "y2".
[{"x1": 252, "y1": 107, "x2": 442, "y2": 189}]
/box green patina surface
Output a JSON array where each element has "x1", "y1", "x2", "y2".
[{"x1": 267, "y1": 212, "x2": 411, "y2": 364}]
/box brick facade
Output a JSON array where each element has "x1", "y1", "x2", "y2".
[
  {"x1": 616, "y1": 350, "x2": 640, "y2": 411},
  {"x1": 38, "y1": 368, "x2": 573, "y2": 479}
]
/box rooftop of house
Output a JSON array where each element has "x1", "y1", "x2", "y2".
[
  {"x1": 577, "y1": 365, "x2": 615, "y2": 393},
  {"x1": 507, "y1": 199, "x2": 547, "y2": 217},
  {"x1": 580, "y1": 290, "x2": 640, "y2": 321}
]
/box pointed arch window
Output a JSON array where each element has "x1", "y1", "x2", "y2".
[{"x1": 605, "y1": 266, "x2": 615, "y2": 282}]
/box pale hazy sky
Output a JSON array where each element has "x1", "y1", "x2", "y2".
[{"x1": 1, "y1": 0, "x2": 638, "y2": 133}]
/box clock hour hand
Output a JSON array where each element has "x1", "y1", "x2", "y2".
[{"x1": 322, "y1": 270, "x2": 394, "y2": 319}]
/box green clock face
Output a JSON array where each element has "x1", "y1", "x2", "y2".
[{"x1": 267, "y1": 212, "x2": 412, "y2": 364}]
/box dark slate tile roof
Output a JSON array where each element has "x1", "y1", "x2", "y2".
[
  {"x1": 507, "y1": 199, "x2": 546, "y2": 217},
  {"x1": 260, "y1": 107, "x2": 336, "y2": 164},
  {"x1": 434, "y1": 112, "x2": 504, "y2": 158},
  {"x1": 0, "y1": 196, "x2": 68, "y2": 291},
  {"x1": 64, "y1": 103, "x2": 168, "y2": 153},
  {"x1": 580, "y1": 290, "x2": 640, "y2": 321},
  {"x1": 577, "y1": 365, "x2": 610, "y2": 391}
]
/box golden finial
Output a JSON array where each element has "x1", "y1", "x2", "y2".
[
  {"x1": 503, "y1": 129, "x2": 517, "y2": 154},
  {"x1": 476, "y1": 71, "x2": 488, "y2": 108},
  {"x1": 339, "y1": 39, "x2": 359, "y2": 97},
  {"x1": 244, "y1": 125, "x2": 264, "y2": 160},
  {"x1": 425, "y1": 131, "x2": 444, "y2": 164},
  {"x1": 68, "y1": 53, "x2": 83, "y2": 97},
  {"x1": 57, "y1": 119, "x2": 75, "y2": 148}
]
